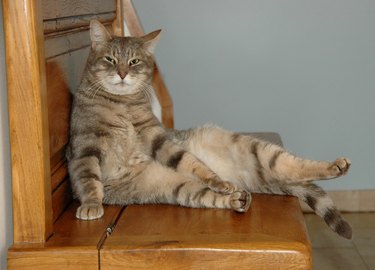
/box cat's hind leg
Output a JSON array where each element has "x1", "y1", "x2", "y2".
[
  {"x1": 103, "y1": 161, "x2": 251, "y2": 213},
  {"x1": 151, "y1": 133, "x2": 236, "y2": 194},
  {"x1": 183, "y1": 126, "x2": 351, "y2": 183},
  {"x1": 246, "y1": 137, "x2": 351, "y2": 182}
]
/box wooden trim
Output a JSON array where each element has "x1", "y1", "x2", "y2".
[
  {"x1": 8, "y1": 246, "x2": 99, "y2": 270},
  {"x1": 122, "y1": 0, "x2": 144, "y2": 37},
  {"x1": 112, "y1": 0, "x2": 125, "y2": 36},
  {"x1": 122, "y1": 0, "x2": 174, "y2": 128},
  {"x1": 3, "y1": 0, "x2": 53, "y2": 243}
]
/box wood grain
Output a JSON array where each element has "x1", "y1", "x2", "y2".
[
  {"x1": 101, "y1": 194, "x2": 312, "y2": 269},
  {"x1": 3, "y1": 0, "x2": 53, "y2": 243},
  {"x1": 112, "y1": 0, "x2": 125, "y2": 36},
  {"x1": 45, "y1": 47, "x2": 90, "y2": 171},
  {"x1": 42, "y1": 0, "x2": 117, "y2": 34},
  {"x1": 52, "y1": 178, "x2": 72, "y2": 222},
  {"x1": 42, "y1": 0, "x2": 116, "y2": 20},
  {"x1": 8, "y1": 202, "x2": 124, "y2": 270},
  {"x1": 51, "y1": 160, "x2": 68, "y2": 191},
  {"x1": 8, "y1": 246, "x2": 99, "y2": 270}
]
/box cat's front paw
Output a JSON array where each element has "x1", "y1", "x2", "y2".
[
  {"x1": 76, "y1": 203, "x2": 104, "y2": 220},
  {"x1": 230, "y1": 191, "x2": 251, "y2": 213},
  {"x1": 329, "y1": 157, "x2": 351, "y2": 177}
]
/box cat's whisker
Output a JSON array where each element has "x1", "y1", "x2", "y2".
[{"x1": 86, "y1": 79, "x2": 106, "y2": 99}]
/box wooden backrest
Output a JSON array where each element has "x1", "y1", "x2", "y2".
[{"x1": 4, "y1": 0, "x2": 173, "y2": 244}]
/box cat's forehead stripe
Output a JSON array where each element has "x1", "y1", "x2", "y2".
[{"x1": 110, "y1": 37, "x2": 140, "y2": 58}]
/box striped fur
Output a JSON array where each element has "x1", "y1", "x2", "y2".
[{"x1": 67, "y1": 20, "x2": 352, "y2": 239}]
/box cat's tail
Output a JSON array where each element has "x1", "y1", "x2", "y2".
[{"x1": 276, "y1": 182, "x2": 352, "y2": 239}]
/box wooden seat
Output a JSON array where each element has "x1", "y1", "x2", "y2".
[
  {"x1": 4, "y1": 0, "x2": 311, "y2": 269},
  {"x1": 101, "y1": 195, "x2": 311, "y2": 269}
]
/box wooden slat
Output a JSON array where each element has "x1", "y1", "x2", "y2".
[
  {"x1": 42, "y1": 0, "x2": 117, "y2": 34},
  {"x1": 44, "y1": 30, "x2": 90, "y2": 59},
  {"x1": 42, "y1": 0, "x2": 116, "y2": 20},
  {"x1": 101, "y1": 194, "x2": 311, "y2": 269},
  {"x1": 52, "y1": 178, "x2": 72, "y2": 222},
  {"x1": 45, "y1": 60, "x2": 71, "y2": 166},
  {"x1": 3, "y1": 0, "x2": 53, "y2": 243},
  {"x1": 45, "y1": 48, "x2": 90, "y2": 170},
  {"x1": 51, "y1": 161, "x2": 68, "y2": 191},
  {"x1": 43, "y1": 13, "x2": 117, "y2": 34}
]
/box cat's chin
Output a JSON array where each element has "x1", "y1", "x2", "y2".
[{"x1": 103, "y1": 83, "x2": 136, "y2": 96}]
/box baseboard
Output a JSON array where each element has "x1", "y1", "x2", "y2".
[{"x1": 301, "y1": 189, "x2": 375, "y2": 212}]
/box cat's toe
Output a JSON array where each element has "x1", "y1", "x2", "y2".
[
  {"x1": 330, "y1": 157, "x2": 351, "y2": 176},
  {"x1": 210, "y1": 181, "x2": 236, "y2": 194},
  {"x1": 76, "y1": 203, "x2": 104, "y2": 220},
  {"x1": 230, "y1": 191, "x2": 251, "y2": 213}
]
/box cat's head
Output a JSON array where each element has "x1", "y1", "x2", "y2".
[{"x1": 86, "y1": 20, "x2": 161, "y2": 96}]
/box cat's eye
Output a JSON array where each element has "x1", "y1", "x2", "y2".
[
  {"x1": 129, "y1": 58, "x2": 140, "y2": 66},
  {"x1": 104, "y1": 56, "x2": 116, "y2": 64}
]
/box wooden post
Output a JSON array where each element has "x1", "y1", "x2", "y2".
[{"x1": 3, "y1": 0, "x2": 53, "y2": 243}]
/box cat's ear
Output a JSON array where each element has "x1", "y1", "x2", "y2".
[
  {"x1": 90, "y1": 20, "x2": 112, "y2": 49},
  {"x1": 142, "y1": 29, "x2": 162, "y2": 54}
]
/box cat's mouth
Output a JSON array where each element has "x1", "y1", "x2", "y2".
[{"x1": 114, "y1": 81, "x2": 130, "y2": 87}]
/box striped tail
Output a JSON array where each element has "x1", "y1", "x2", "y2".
[{"x1": 279, "y1": 183, "x2": 352, "y2": 239}]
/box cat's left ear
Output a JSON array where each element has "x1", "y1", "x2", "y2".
[
  {"x1": 142, "y1": 29, "x2": 162, "y2": 54},
  {"x1": 90, "y1": 20, "x2": 112, "y2": 50}
]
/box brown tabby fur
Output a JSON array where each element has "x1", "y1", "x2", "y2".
[{"x1": 67, "y1": 20, "x2": 352, "y2": 239}]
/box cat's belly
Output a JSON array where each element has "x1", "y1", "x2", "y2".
[{"x1": 101, "y1": 142, "x2": 150, "y2": 181}]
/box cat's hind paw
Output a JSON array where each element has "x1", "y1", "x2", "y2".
[
  {"x1": 329, "y1": 157, "x2": 351, "y2": 177},
  {"x1": 209, "y1": 180, "x2": 236, "y2": 194},
  {"x1": 76, "y1": 203, "x2": 104, "y2": 220},
  {"x1": 230, "y1": 191, "x2": 251, "y2": 213}
]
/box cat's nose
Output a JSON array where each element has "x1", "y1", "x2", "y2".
[{"x1": 118, "y1": 70, "x2": 127, "y2": 80}]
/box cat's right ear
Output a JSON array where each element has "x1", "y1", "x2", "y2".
[{"x1": 90, "y1": 20, "x2": 112, "y2": 50}]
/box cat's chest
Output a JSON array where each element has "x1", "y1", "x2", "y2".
[{"x1": 101, "y1": 107, "x2": 148, "y2": 171}]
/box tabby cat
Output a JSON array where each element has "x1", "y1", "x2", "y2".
[{"x1": 67, "y1": 20, "x2": 352, "y2": 239}]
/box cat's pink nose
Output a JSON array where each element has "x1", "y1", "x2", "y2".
[{"x1": 118, "y1": 71, "x2": 127, "y2": 80}]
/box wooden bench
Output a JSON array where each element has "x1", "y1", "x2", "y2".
[{"x1": 4, "y1": 0, "x2": 312, "y2": 269}]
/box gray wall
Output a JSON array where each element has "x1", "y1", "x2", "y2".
[
  {"x1": 0, "y1": 2, "x2": 13, "y2": 269},
  {"x1": 133, "y1": 0, "x2": 375, "y2": 191}
]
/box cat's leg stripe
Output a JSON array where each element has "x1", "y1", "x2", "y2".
[
  {"x1": 151, "y1": 134, "x2": 167, "y2": 158},
  {"x1": 133, "y1": 116, "x2": 154, "y2": 127},
  {"x1": 231, "y1": 133, "x2": 241, "y2": 143},
  {"x1": 167, "y1": 150, "x2": 186, "y2": 169},
  {"x1": 250, "y1": 141, "x2": 260, "y2": 158},
  {"x1": 78, "y1": 169, "x2": 100, "y2": 181},
  {"x1": 78, "y1": 146, "x2": 102, "y2": 163},
  {"x1": 269, "y1": 150, "x2": 283, "y2": 169},
  {"x1": 305, "y1": 195, "x2": 317, "y2": 210},
  {"x1": 173, "y1": 181, "x2": 188, "y2": 198},
  {"x1": 193, "y1": 187, "x2": 211, "y2": 203}
]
